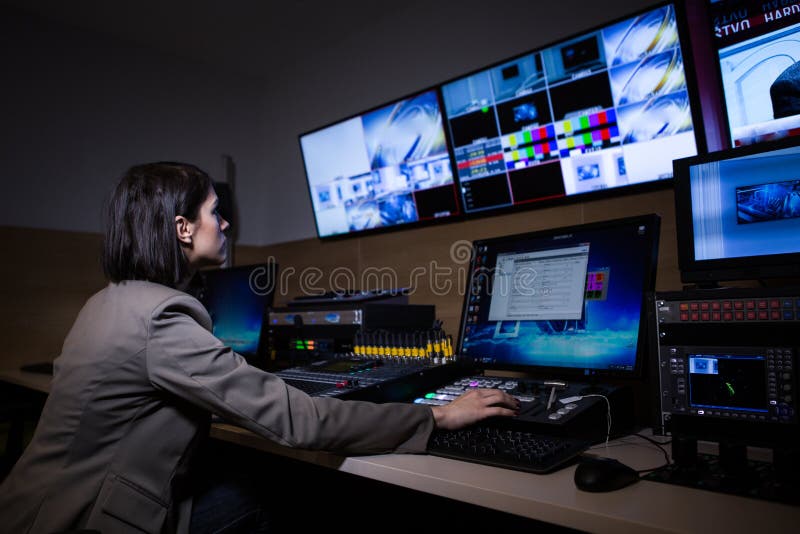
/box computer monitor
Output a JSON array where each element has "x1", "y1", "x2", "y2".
[
  {"x1": 440, "y1": 2, "x2": 701, "y2": 214},
  {"x1": 299, "y1": 88, "x2": 460, "y2": 238},
  {"x1": 709, "y1": 0, "x2": 800, "y2": 147},
  {"x1": 457, "y1": 214, "x2": 660, "y2": 380},
  {"x1": 199, "y1": 262, "x2": 278, "y2": 365},
  {"x1": 673, "y1": 136, "x2": 800, "y2": 284}
]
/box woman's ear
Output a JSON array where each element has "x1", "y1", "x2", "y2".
[{"x1": 175, "y1": 215, "x2": 193, "y2": 245}]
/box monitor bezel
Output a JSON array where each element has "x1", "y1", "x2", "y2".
[
  {"x1": 297, "y1": 85, "x2": 465, "y2": 241},
  {"x1": 437, "y1": 0, "x2": 707, "y2": 220},
  {"x1": 673, "y1": 135, "x2": 800, "y2": 284},
  {"x1": 456, "y1": 214, "x2": 661, "y2": 381}
]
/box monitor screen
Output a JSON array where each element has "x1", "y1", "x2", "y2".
[
  {"x1": 441, "y1": 2, "x2": 700, "y2": 214},
  {"x1": 674, "y1": 136, "x2": 800, "y2": 283},
  {"x1": 458, "y1": 214, "x2": 660, "y2": 378},
  {"x1": 199, "y1": 263, "x2": 277, "y2": 359},
  {"x1": 710, "y1": 0, "x2": 800, "y2": 147},
  {"x1": 299, "y1": 88, "x2": 460, "y2": 238}
]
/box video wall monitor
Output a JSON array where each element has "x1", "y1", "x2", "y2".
[
  {"x1": 673, "y1": 136, "x2": 800, "y2": 284},
  {"x1": 299, "y1": 88, "x2": 460, "y2": 238},
  {"x1": 441, "y1": 2, "x2": 701, "y2": 214},
  {"x1": 458, "y1": 214, "x2": 660, "y2": 379},
  {"x1": 710, "y1": 0, "x2": 800, "y2": 147}
]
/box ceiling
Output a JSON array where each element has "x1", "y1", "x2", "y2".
[{"x1": 1, "y1": 0, "x2": 409, "y2": 79}]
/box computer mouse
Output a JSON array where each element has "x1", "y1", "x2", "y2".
[{"x1": 573, "y1": 456, "x2": 639, "y2": 492}]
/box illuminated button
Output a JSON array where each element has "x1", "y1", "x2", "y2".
[
  {"x1": 735, "y1": 311, "x2": 744, "y2": 320},
  {"x1": 746, "y1": 311, "x2": 756, "y2": 320},
  {"x1": 712, "y1": 312, "x2": 721, "y2": 321},
  {"x1": 680, "y1": 312, "x2": 689, "y2": 321},
  {"x1": 734, "y1": 301, "x2": 744, "y2": 310},
  {"x1": 783, "y1": 299, "x2": 793, "y2": 308},
  {"x1": 723, "y1": 312, "x2": 733, "y2": 321},
  {"x1": 711, "y1": 301, "x2": 721, "y2": 311},
  {"x1": 679, "y1": 303, "x2": 689, "y2": 311},
  {"x1": 700, "y1": 302, "x2": 710, "y2": 311},
  {"x1": 690, "y1": 303, "x2": 699, "y2": 311},
  {"x1": 723, "y1": 301, "x2": 732, "y2": 310}
]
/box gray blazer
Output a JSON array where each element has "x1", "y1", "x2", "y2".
[{"x1": 0, "y1": 281, "x2": 435, "y2": 533}]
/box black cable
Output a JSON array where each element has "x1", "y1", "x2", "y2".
[{"x1": 632, "y1": 432, "x2": 672, "y2": 473}]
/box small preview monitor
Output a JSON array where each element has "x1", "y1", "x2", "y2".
[
  {"x1": 673, "y1": 135, "x2": 800, "y2": 283},
  {"x1": 199, "y1": 263, "x2": 278, "y2": 364},
  {"x1": 458, "y1": 214, "x2": 660, "y2": 379},
  {"x1": 299, "y1": 88, "x2": 460, "y2": 238},
  {"x1": 710, "y1": 0, "x2": 800, "y2": 146},
  {"x1": 440, "y1": 2, "x2": 700, "y2": 214}
]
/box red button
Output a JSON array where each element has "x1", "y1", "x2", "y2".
[
  {"x1": 758, "y1": 311, "x2": 768, "y2": 320},
  {"x1": 746, "y1": 301, "x2": 756, "y2": 310},
  {"x1": 723, "y1": 312, "x2": 733, "y2": 321},
  {"x1": 735, "y1": 311, "x2": 744, "y2": 320},
  {"x1": 680, "y1": 312, "x2": 689, "y2": 321},
  {"x1": 679, "y1": 303, "x2": 689, "y2": 311},
  {"x1": 712, "y1": 312, "x2": 721, "y2": 321},
  {"x1": 758, "y1": 300, "x2": 768, "y2": 309},
  {"x1": 746, "y1": 311, "x2": 756, "y2": 320},
  {"x1": 711, "y1": 302, "x2": 721, "y2": 310},
  {"x1": 701, "y1": 312, "x2": 710, "y2": 321},
  {"x1": 723, "y1": 301, "x2": 732, "y2": 310},
  {"x1": 690, "y1": 303, "x2": 699, "y2": 311},
  {"x1": 734, "y1": 301, "x2": 744, "y2": 310},
  {"x1": 771, "y1": 310, "x2": 781, "y2": 320},
  {"x1": 691, "y1": 312, "x2": 699, "y2": 321},
  {"x1": 700, "y1": 302, "x2": 710, "y2": 311},
  {"x1": 770, "y1": 299, "x2": 780, "y2": 308}
]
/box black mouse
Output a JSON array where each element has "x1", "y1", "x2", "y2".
[{"x1": 574, "y1": 456, "x2": 639, "y2": 492}]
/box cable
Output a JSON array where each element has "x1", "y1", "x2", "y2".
[{"x1": 632, "y1": 432, "x2": 672, "y2": 473}]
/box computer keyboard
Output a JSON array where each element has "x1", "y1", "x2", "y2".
[{"x1": 427, "y1": 425, "x2": 589, "y2": 474}]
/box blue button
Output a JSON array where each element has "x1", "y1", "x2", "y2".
[
  {"x1": 784, "y1": 300, "x2": 794, "y2": 308},
  {"x1": 785, "y1": 311, "x2": 794, "y2": 320}
]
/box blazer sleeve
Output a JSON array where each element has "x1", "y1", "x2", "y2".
[{"x1": 144, "y1": 294, "x2": 435, "y2": 454}]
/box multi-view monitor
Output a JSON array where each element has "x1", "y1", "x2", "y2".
[{"x1": 299, "y1": 1, "x2": 707, "y2": 238}]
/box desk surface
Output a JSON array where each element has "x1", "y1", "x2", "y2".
[
  {"x1": 211, "y1": 425, "x2": 799, "y2": 534},
  {"x1": 3, "y1": 368, "x2": 798, "y2": 533}
]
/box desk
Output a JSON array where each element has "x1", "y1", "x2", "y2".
[
  {"x1": 3, "y1": 368, "x2": 799, "y2": 533},
  {"x1": 209, "y1": 423, "x2": 799, "y2": 533}
]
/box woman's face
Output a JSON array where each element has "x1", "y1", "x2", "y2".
[{"x1": 182, "y1": 188, "x2": 230, "y2": 269}]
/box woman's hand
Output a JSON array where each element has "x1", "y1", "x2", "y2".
[{"x1": 430, "y1": 388, "x2": 520, "y2": 430}]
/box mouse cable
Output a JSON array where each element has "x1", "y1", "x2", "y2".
[
  {"x1": 630, "y1": 433, "x2": 672, "y2": 473},
  {"x1": 579, "y1": 394, "x2": 611, "y2": 446}
]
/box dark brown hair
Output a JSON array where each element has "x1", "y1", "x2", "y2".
[{"x1": 102, "y1": 162, "x2": 212, "y2": 288}]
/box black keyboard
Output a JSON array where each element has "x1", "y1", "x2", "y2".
[{"x1": 427, "y1": 426, "x2": 589, "y2": 474}]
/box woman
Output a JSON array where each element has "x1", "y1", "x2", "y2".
[{"x1": 0, "y1": 162, "x2": 518, "y2": 533}]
